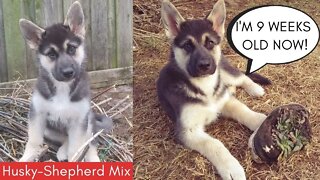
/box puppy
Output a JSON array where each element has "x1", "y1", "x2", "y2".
[
  {"x1": 19, "y1": 1, "x2": 112, "y2": 162},
  {"x1": 157, "y1": 0, "x2": 270, "y2": 179}
]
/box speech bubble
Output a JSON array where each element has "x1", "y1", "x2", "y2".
[{"x1": 227, "y1": 5, "x2": 319, "y2": 74}]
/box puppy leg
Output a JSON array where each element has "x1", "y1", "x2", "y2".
[
  {"x1": 57, "y1": 140, "x2": 68, "y2": 161},
  {"x1": 221, "y1": 70, "x2": 265, "y2": 97},
  {"x1": 220, "y1": 58, "x2": 265, "y2": 97},
  {"x1": 67, "y1": 125, "x2": 87, "y2": 161},
  {"x1": 20, "y1": 114, "x2": 46, "y2": 162},
  {"x1": 179, "y1": 127, "x2": 245, "y2": 180},
  {"x1": 221, "y1": 97, "x2": 266, "y2": 131},
  {"x1": 240, "y1": 76, "x2": 265, "y2": 97},
  {"x1": 178, "y1": 105, "x2": 245, "y2": 180},
  {"x1": 85, "y1": 144, "x2": 100, "y2": 162}
]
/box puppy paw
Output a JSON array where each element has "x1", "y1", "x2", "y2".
[
  {"x1": 19, "y1": 154, "x2": 34, "y2": 162},
  {"x1": 248, "y1": 113, "x2": 267, "y2": 131},
  {"x1": 245, "y1": 83, "x2": 265, "y2": 97},
  {"x1": 57, "y1": 144, "x2": 68, "y2": 161},
  {"x1": 19, "y1": 143, "x2": 43, "y2": 162},
  {"x1": 217, "y1": 156, "x2": 246, "y2": 180}
]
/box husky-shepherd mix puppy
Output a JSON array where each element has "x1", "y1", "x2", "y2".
[
  {"x1": 157, "y1": 0, "x2": 270, "y2": 179},
  {"x1": 19, "y1": 1, "x2": 112, "y2": 162}
]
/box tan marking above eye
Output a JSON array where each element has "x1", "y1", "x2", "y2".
[
  {"x1": 201, "y1": 33, "x2": 209, "y2": 45},
  {"x1": 202, "y1": 33, "x2": 218, "y2": 46},
  {"x1": 180, "y1": 35, "x2": 197, "y2": 47},
  {"x1": 63, "y1": 39, "x2": 70, "y2": 51},
  {"x1": 44, "y1": 44, "x2": 59, "y2": 54}
]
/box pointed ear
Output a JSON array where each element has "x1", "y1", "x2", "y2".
[
  {"x1": 19, "y1": 19, "x2": 45, "y2": 49},
  {"x1": 161, "y1": 0, "x2": 185, "y2": 40},
  {"x1": 207, "y1": 0, "x2": 226, "y2": 37},
  {"x1": 64, "y1": 1, "x2": 85, "y2": 38}
]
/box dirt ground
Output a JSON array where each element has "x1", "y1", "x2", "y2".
[{"x1": 133, "y1": 0, "x2": 320, "y2": 179}]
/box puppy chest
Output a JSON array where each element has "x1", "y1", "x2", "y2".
[
  {"x1": 48, "y1": 99, "x2": 89, "y2": 121},
  {"x1": 181, "y1": 102, "x2": 221, "y2": 127},
  {"x1": 180, "y1": 92, "x2": 230, "y2": 126},
  {"x1": 33, "y1": 92, "x2": 90, "y2": 123}
]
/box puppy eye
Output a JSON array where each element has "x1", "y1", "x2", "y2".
[
  {"x1": 67, "y1": 45, "x2": 77, "y2": 55},
  {"x1": 205, "y1": 39, "x2": 215, "y2": 50},
  {"x1": 182, "y1": 41, "x2": 194, "y2": 52},
  {"x1": 47, "y1": 51, "x2": 57, "y2": 60}
]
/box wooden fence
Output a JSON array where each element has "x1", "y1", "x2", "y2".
[{"x1": 0, "y1": 0, "x2": 133, "y2": 84}]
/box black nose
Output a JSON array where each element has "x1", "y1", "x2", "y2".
[
  {"x1": 62, "y1": 67, "x2": 74, "y2": 78},
  {"x1": 198, "y1": 60, "x2": 211, "y2": 71}
]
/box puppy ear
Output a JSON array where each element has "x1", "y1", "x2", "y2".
[
  {"x1": 161, "y1": 0, "x2": 185, "y2": 40},
  {"x1": 64, "y1": 1, "x2": 85, "y2": 38},
  {"x1": 19, "y1": 19, "x2": 45, "y2": 49},
  {"x1": 207, "y1": 0, "x2": 226, "y2": 38}
]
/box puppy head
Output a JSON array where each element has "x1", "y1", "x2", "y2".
[
  {"x1": 19, "y1": 1, "x2": 86, "y2": 82},
  {"x1": 161, "y1": 0, "x2": 226, "y2": 77}
]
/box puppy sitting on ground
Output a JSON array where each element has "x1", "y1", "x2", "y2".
[
  {"x1": 19, "y1": 1, "x2": 112, "y2": 162},
  {"x1": 157, "y1": 0, "x2": 270, "y2": 179}
]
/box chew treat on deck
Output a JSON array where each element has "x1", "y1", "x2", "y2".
[{"x1": 249, "y1": 104, "x2": 312, "y2": 164}]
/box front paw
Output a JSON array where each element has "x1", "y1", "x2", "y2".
[
  {"x1": 248, "y1": 113, "x2": 267, "y2": 131},
  {"x1": 217, "y1": 156, "x2": 246, "y2": 180},
  {"x1": 19, "y1": 143, "x2": 43, "y2": 162},
  {"x1": 19, "y1": 155, "x2": 34, "y2": 162},
  {"x1": 57, "y1": 146, "x2": 68, "y2": 162},
  {"x1": 245, "y1": 83, "x2": 265, "y2": 97}
]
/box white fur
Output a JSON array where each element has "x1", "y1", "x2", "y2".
[
  {"x1": 75, "y1": 44, "x2": 85, "y2": 65},
  {"x1": 19, "y1": 78, "x2": 100, "y2": 162},
  {"x1": 220, "y1": 69, "x2": 265, "y2": 97},
  {"x1": 39, "y1": 43, "x2": 85, "y2": 74},
  {"x1": 190, "y1": 73, "x2": 218, "y2": 97},
  {"x1": 179, "y1": 69, "x2": 265, "y2": 180},
  {"x1": 212, "y1": 45, "x2": 222, "y2": 64},
  {"x1": 33, "y1": 82, "x2": 90, "y2": 125},
  {"x1": 173, "y1": 47, "x2": 189, "y2": 75}
]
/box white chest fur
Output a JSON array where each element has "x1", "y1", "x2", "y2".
[
  {"x1": 180, "y1": 73, "x2": 231, "y2": 128},
  {"x1": 190, "y1": 73, "x2": 218, "y2": 96},
  {"x1": 32, "y1": 82, "x2": 90, "y2": 125}
]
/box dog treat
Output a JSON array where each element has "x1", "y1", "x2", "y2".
[{"x1": 249, "y1": 104, "x2": 311, "y2": 164}]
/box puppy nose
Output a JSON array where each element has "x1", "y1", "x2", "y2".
[
  {"x1": 62, "y1": 67, "x2": 74, "y2": 78},
  {"x1": 198, "y1": 60, "x2": 211, "y2": 71}
]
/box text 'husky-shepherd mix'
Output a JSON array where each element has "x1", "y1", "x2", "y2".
[
  {"x1": 19, "y1": 1, "x2": 112, "y2": 162},
  {"x1": 157, "y1": 0, "x2": 271, "y2": 179}
]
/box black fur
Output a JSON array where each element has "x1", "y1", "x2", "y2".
[
  {"x1": 174, "y1": 19, "x2": 221, "y2": 46},
  {"x1": 157, "y1": 54, "x2": 205, "y2": 121},
  {"x1": 70, "y1": 70, "x2": 90, "y2": 102},
  {"x1": 36, "y1": 67, "x2": 56, "y2": 100},
  {"x1": 174, "y1": 20, "x2": 221, "y2": 77},
  {"x1": 247, "y1": 73, "x2": 272, "y2": 85},
  {"x1": 38, "y1": 24, "x2": 81, "y2": 55},
  {"x1": 220, "y1": 55, "x2": 271, "y2": 85},
  {"x1": 220, "y1": 56, "x2": 242, "y2": 77}
]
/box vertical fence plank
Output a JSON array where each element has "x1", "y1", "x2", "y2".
[
  {"x1": 116, "y1": 0, "x2": 133, "y2": 67},
  {"x1": 3, "y1": 0, "x2": 27, "y2": 81},
  {"x1": 34, "y1": 0, "x2": 44, "y2": 27},
  {"x1": 22, "y1": 0, "x2": 38, "y2": 79},
  {"x1": 63, "y1": 0, "x2": 93, "y2": 71},
  {"x1": 106, "y1": 0, "x2": 117, "y2": 68},
  {"x1": 0, "y1": 0, "x2": 8, "y2": 82},
  {"x1": 42, "y1": 0, "x2": 63, "y2": 26},
  {"x1": 91, "y1": 0, "x2": 109, "y2": 70}
]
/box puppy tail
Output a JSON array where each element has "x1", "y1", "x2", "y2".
[
  {"x1": 247, "y1": 73, "x2": 272, "y2": 85},
  {"x1": 94, "y1": 113, "x2": 113, "y2": 133}
]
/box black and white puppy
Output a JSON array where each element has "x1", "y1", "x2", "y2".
[
  {"x1": 157, "y1": 0, "x2": 270, "y2": 179},
  {"x1": 19, "y1": 1, "x2": 112, "y2": 162}
]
